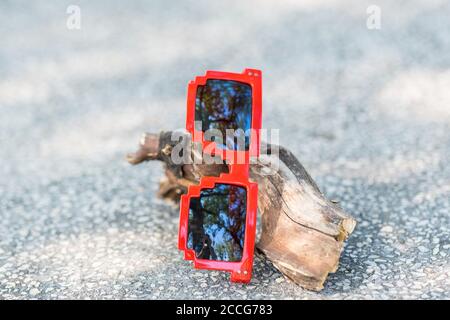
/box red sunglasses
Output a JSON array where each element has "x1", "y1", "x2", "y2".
[{"x1": 178, "y1": 68, "x2": 262, "y2": 283}]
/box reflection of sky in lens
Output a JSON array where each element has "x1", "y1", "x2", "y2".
[
  {"x1": 195, "y1": 80, "x2": 252, "y2": 151},
  {"x1": 187, "y1": 184, "x2": 246, "y2": 262}
]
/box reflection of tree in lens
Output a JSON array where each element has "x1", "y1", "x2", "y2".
[
  {"x1": 187, "y1": 184, "x2": 247, "y2": 262},
  {"x1": 195, "y1": 80, "x2": 252, "y2": 151}
]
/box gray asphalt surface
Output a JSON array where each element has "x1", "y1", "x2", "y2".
[{"x1": 0, "y1": 0, "x2": 449, "y2": 299}]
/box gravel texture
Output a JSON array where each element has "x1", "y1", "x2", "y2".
[{"x1": 0, "y1": 0, "x2": 449, "y2": 299}]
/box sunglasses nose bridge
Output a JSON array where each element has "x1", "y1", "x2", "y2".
[{"x1": 227, "y1": 162, "x2": 250, "y2": 178}]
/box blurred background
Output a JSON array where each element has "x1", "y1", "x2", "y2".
[{"x1": 0, "y1": 0, "x2": 449, "y2": 299}]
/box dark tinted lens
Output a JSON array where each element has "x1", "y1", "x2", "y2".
[
  {"x1": 195, "y1": 79, "x2": 252, "y2": 151},
  {"x1": 187, "y1": 184, "x2": 247, "y2": 262}
]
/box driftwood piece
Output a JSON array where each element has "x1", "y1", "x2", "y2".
[{"x1": 127, "y1": 131, "x2": 356, "y2": 291}]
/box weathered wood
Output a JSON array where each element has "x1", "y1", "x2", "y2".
[{"x1": 126, "y1": 131, "x2": 356, "y2": 291}]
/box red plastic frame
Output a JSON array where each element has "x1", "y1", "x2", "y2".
[
  {"x1": 178, "y1": 68, "x2": 262, "y2": 283},
  {"x1": 185, "y1": 68, "x2": 262, "y2": 161}
]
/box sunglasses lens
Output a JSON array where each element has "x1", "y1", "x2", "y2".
[
  {"x1": 187, "y1": 184, "x2": 247, "y2": 262},
  {"x1": 195, "y1": 80, "x2": 252, "y2": 151}
]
